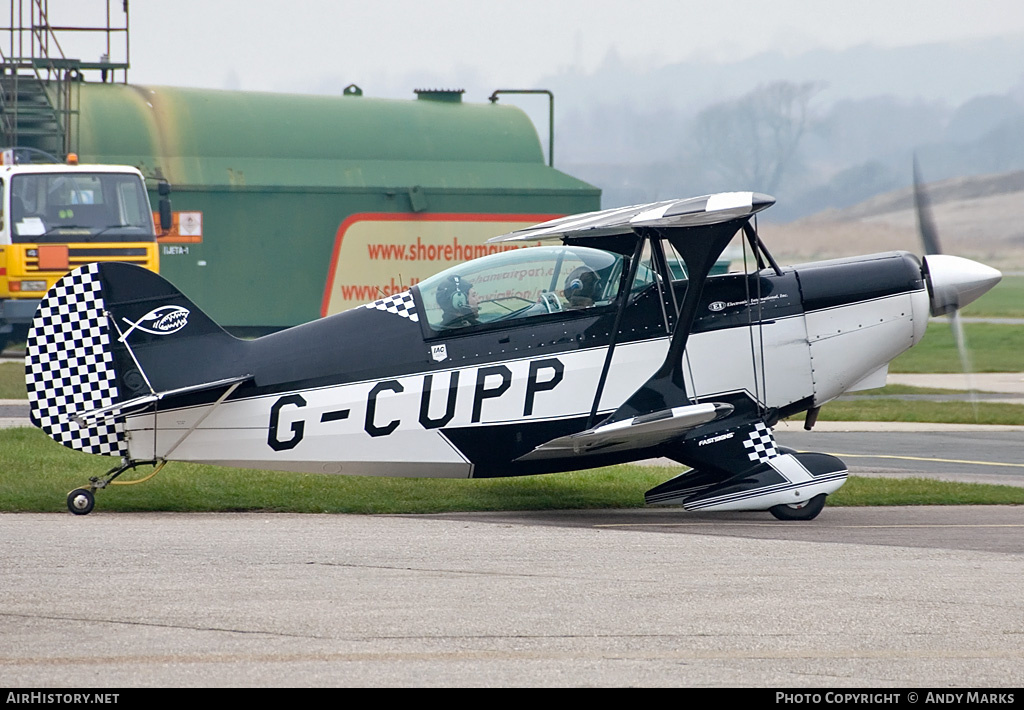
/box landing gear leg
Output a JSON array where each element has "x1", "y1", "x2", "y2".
[{"x1": 65, "y1": 458, "x2": 160, "y2": 515}]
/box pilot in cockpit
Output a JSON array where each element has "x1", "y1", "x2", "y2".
[
  {"x1": 435, "y1": 274, "x2": 480, "y2": 328},
  {"x1": 562, "y1": 266, "x2": 601, "y2": 309}
]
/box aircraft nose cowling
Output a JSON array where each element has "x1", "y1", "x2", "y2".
[{"x1": 922, "y1": 254, "x2": 1002, "y2": 317}]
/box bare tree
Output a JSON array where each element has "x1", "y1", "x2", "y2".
[{"x1": 694, "y1": 81, "x2": 823, "y2": 193}]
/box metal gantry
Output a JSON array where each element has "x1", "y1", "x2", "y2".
[{"x1": 1, "y1": 0, "x2": 130, "y2": 157}]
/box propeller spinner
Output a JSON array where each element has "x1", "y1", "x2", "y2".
[
  {"x1": 913, "y1": 159, "x2": 1002, "y2": 315},
  {"x1": 922, "y1": 254, "x2": 1002, "y2": 317}
]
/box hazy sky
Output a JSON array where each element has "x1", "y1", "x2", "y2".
[{"x1": 42, "y1": 0, "x2": 1024, "y2": 100}]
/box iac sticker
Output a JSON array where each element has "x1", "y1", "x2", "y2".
[
  {"x1": 430, "y1": 344, "x2": 448, "y2": 363},
  {"x1": 119, "y1": 305, "x2": 190, "y2": 342}
]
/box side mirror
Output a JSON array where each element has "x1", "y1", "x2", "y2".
[
  {"x1": 158, "y1": 181, "x2": 171, "y2": 197},
  {"x1": 159, "y1": 196, "x2": 172, "y2": 232}
]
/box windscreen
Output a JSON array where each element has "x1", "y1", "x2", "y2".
[
  {"x1": 416, "y1": 245, "x2": 624, "y2": 332},
  {"x1": 10, "y1": 172, "x2": 154, "y2": 243}
]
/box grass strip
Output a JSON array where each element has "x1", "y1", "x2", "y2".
[
  {"x1": 818, "y1": 399, "x2": 1024, "y2": 426},
  {"x1": 2, "y1": 428, "x2": 1021, "y2": 514}
]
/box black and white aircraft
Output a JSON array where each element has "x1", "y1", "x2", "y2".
[{"x1": 26, "y1": 192, "x2": 1001, "y2": 519}]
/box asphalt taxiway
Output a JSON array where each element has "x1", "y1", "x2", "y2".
[
  {"x1": 773, "y1": 422, "x2": 1024, "y2": 488},
  {"x1": 1, "y1": 369, "x2": 1021, "y2": 686},
  {"x1": 1, "y1": 505, "x2": 1021, "y2": 687}
]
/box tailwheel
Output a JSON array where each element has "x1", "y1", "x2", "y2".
[
  {"x1": 769, "y1": 493, "x2": 827, "y2": 521},
  {"x1": 64, "y1": 458, "x2": 164, "y2": 516},
  {"x1": 67, "y1": 488, "x2": 95, "y2": 516}
]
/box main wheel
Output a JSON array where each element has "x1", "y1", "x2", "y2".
[
  {"x1": 67, "y1": 488, "x2": 95, "y2": 516},
  {"x1": 769, "y1": 493, "x2": 826, "y2": 521}
]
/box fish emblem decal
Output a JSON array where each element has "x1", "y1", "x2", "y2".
[{"x1": 119, "y1": 305, "x2": 191, "y2": 342}]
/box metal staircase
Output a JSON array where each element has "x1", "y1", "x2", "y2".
[
  {"x1": 0, "y1": 73, "x2": 65, "y2": 155},
  {"x1": 1, "y1": 0, "x2": 130, "y2": 158}
]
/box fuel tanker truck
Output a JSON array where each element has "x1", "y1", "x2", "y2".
[
  {"x1": 88, "y1": 84, "x2": 598, "y2": 333},
  {"x1": 2, "y1": 78, "x2": 598, "y2": 337},
  {"x1": 2, "y1": 4, "x2": 596, "y2": 336}
]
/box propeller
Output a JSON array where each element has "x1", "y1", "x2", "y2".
[
  {"x1": 913, "y1": 157, "x2": 942, "y2": 257},
  {"x1": 913, "y1": 157, "x2": 1002, "y2": 413}
]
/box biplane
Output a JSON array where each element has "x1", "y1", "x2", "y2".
[{"x1": 25, "y1": 192, "x2": 1001, "y2": 519}]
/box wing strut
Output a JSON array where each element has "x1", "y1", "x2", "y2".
[
  {"x1": 159, "y1": 379, "x2": 247, "y2": 460},
  {"x1": 742, "y1": 221, "x2": 783, "y2": 276},
  {"x1": 600, "y1": 215, "x2": 755, "y2": 425},
  {"x1": 586, "y1": 237, "x2": 646, "y2": 428},
  {"x1": 516, "y1": 192, "x2": 778, "y2": 461}
]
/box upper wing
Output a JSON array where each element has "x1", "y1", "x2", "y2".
[{"x1": 489, "y1": 192, "x2": 774, "y2": 243}]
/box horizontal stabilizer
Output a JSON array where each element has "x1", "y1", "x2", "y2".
[
  {"x1": 71, "y1": 374, "x2": 253, "y2": 427},
  {"x1": 516, "y1": 402, "x2": 732, "y2": 462}
]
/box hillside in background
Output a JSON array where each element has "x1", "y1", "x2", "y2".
[
  {"x1": 758, "y1": 170, "x2": 1024, "y2": 269},
  {"x1": 536, "y1": 36, "x2": 1024, "y2": 223}
]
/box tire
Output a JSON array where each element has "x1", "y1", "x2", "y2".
[
  {"x1": 67, "y1": 488, "x2": 95, "y2": 516},
  {"x1": 769, "y1": 493, "x2": 826, "y2": 521}
]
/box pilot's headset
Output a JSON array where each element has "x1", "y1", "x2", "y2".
[
  {"x1": 450, "y1": 276, "x2": 470, "y2": 310},
  {"x1": 564, "y1": 266, "x2": 599, "y2": 302},
  {"x1": 436, "y1": 275, "x2": 473, "y2": 316}
]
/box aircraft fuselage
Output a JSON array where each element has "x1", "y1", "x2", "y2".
[
  {"x1": 27, "y1": 191, "x2": 1001, "y2": 518},
  {"x1": 120, "y1": 251, "x2": 929, "y2": 478}
]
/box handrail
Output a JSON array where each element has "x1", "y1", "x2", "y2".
[
  {"x1": 0, "y1": 1, "x2": 129, "y2": 156},
  {"x1": 30, "y1": 0, "x2": 69, "y2": 81},
  {"x1": 1, "y1": 1, "x2": 129, "y2": 83},
  {"x1": 488, "y1": 89, "x2": 555, "y2": 167}
]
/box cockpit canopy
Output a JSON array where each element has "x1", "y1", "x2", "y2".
[{"x1": 416, "y1": 245, "x2": 625, "y2": 332}]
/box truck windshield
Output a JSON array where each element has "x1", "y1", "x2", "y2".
[{"x1": 10, "y1": 172, "x2": 154, "y2": 243}]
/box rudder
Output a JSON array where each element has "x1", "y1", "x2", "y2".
[
  {"x1": 26, "y1": 263, "x2": 127, "y2": 454},
  {"x1": 25, "y1": 262, "x2": 246, "y2": 455}
]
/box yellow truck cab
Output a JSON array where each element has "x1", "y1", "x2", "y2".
[{"x1": 0, "y1": 150, "x2": 163, "y2": 349}]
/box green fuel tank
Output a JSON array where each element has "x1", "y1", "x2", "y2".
[{"x1": 73, "y1": 83, "x2": 599, "y2": 330}]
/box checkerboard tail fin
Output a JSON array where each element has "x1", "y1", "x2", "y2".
[
  {"x1": 25, "y1": 263, "x2": 130, "y2": 455},
  {"x1": 25, "y1": 263, "x2": 245, "y2": 456}
]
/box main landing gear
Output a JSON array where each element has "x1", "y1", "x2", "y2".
[
  {"x1": 768, "y1": 493, "x2": 827, "y2": 521},
  {"x1": 65, "y1": 458, "x2": 165, "y2": 515}
]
